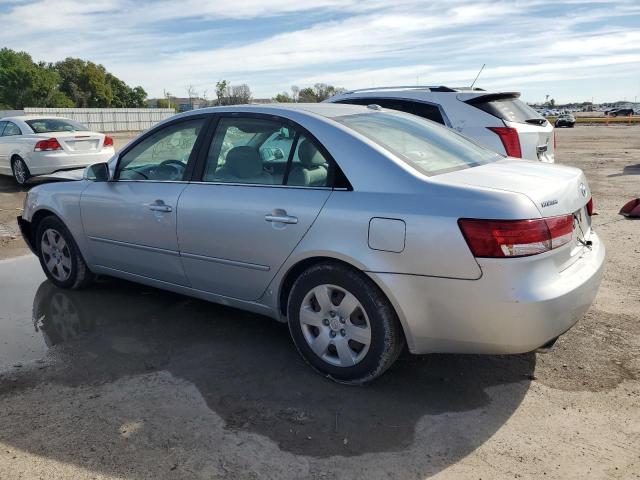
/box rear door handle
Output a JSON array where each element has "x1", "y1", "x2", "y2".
[
  {"x1": 265, "y1": 209, "x2": 298, "y2": 224},
  {"x1": 147, "y1": 200, "x2": 172, "y2": 213}
]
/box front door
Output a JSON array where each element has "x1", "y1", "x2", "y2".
[
  {"x1": 81, "y1": 117, "x2": 207, "y2": 285},
  {"x1": 177, "y1": 115, "x2": 333, "y2": 301}
]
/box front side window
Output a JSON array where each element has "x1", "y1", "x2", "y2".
[
  {"x1": 2, "y1": 122, "x2": 21, "y2": 136},
  {"x1": 116, "y1": 119, "x2": 204, "y2": 181},
  {"x1": 335, "y1": 111, "x2": 500, "y2": 176},
  {"x1": 26, "y1": 118, "x2": 88, "y2": 133}
]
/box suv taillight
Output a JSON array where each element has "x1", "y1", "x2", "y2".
[
  {"x1": 458, "y1": 215, "x2": 573, "y2": 258},
  {"x1": 586, "y1": 197, "x2": 593, "y2": 216},
  {"x1": 34, "y1": 138, "x2": 62, "y2": 152},
  {"x1": 103, "y1": 136, "x2": 114, "y2": 147},
  {"x1": 487, "y1": 127, "x2": 522, "y2": 158}
]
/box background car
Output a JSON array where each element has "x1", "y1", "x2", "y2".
[
  {"x1": 18, "y1": 104, "x2": 603, "y2": 383},
  {"x1": 606, "y1": 108, "x2": 634, "y2": 117},
  {"x1": 555, "y1": 114, "x2": 576, "y2": 128},
  {"x1": 326, "y1": 86, "x2": 555, "y2": 162},
  {"x1": 0, "y1": 116, "x2": 115, "y2": 185}
]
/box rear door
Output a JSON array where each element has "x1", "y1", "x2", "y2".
[
  {"x1": 464, "y1": 93, "x2": 555, "y2": 162},
  {"x1": 177, "y1": 114, "x2": 333, "y2": 301},
  {"x1": 81, "y1": 116, "x2": 208, "y2": 285}
]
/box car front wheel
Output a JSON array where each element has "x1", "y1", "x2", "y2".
[
  {"x1": 36, "y1": 216, "x2": 95, "y2": 289},
  {"x1": 287, "y1": 262, "x2": 404, "y2": 384}
]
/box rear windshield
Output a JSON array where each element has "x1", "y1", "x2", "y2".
[
  {"x1": 334, "y1": 111, "x2": 501, "y2": 176},
  {"x1": 26, "y1": 118, "x2": 89, "y2": 133},
  {"x1": 469, "y1": 97, "x2": 546, "y2": 125}
]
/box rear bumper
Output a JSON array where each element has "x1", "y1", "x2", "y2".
[
  {"x1": 26, "y1": 151, "x2": 114, "y2": 175},
  {"x1": 17, "y1": 216, "x2": 36, "y2": 254},
  {"x1": 368, "y1": 232, "x2": 605, "y2": 355}
]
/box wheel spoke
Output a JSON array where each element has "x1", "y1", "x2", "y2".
[
  {"x1": 45, "y1": 256, "x2": 57, "y2": 272},
  {"x1": 55, "y1": 235, "x2": 66, "y2": 250},
  {"x1": 335, "y1": 339, "x2": 355, "y2": 367},
  {"x1": 313, "y1": 285, "x2": 333, "y2": 312},
  {"x1": 46, "y1": 230, "x2": 56, "y2": 247},
  {"x1": 300, "y1": 306, "x2": 324, "y2": 328},
  {"x1": 346, "y1": 323, "x2": 371, "y2": 346},
  {"x1": 60, "y1": 254, "x2": 72, "y2": 270},
  {"x1": 336, "y1": 292, "x2": 359, "y2": 319},
  {"x1": 310, "y1": 331, "x2": 331, "y2": 357},
  {"x1": 41, "y1": 242, "x2": 52, "y2": 255}
]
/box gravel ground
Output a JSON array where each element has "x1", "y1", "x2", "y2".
[{"x1": 0, "y1": 126, "x2": 638, "y2": 479}]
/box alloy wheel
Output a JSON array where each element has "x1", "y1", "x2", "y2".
[{"x1": 40, "y1": 228, "x2": 72, "y2": 282}]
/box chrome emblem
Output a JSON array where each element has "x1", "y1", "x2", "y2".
[
  {"x1": 541, "y1": 199, "x2": 558, "y2": 208},
  {"x1": 579, "y1": 183, "x2": 587, "y2": 197}
]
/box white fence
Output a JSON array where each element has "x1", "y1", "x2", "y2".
[{"x1": 22, "y1": 108, "x2": 176, "y2": 133}]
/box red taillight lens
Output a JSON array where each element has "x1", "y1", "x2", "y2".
[
  {"x1": 103, "y1": 136, "x2": 114, "y2": 147},
  {"x1": 487, "y1": 127, "x2": 522, "y2": 158},
  {"x1": 586, "y1": 197, "x2": 593, "y2": 216},
  {"x1": 34, "y1": 138, "x2": 61, "y2": 152},
  {"x1": 458, "y1": 215, "x2": 574, "y2": 258}
]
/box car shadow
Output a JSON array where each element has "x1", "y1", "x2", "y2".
[
  {"x1": 1, "y1": 279, "x2": 535, "y2": 477},
  {"x1": 0, "y1": 175, "x2": 29, "y2": 194},
  {"x1": 608, "y1": 163, "x2": 640, "y2": 177}
]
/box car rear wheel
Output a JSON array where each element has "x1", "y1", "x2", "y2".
[
  {"x1": 36, "y1": 216, "x2": 95, "y2": 289},
  {"x1": 287, "y1": 262, "x2": 404, "y2": 384},
  {"x1": 12, "y1": 157, "x2": 30, "y2": 185}
]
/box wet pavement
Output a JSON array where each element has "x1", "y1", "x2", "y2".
[{"x1": 0, "y1": 255, "x2": 535, "y2": 461}]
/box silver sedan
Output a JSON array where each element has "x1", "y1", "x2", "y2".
[{"x1": 17, "y1": 104, "x2": 605, "y2": 383}]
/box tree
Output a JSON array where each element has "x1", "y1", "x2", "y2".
[
  {"x1": 186, "y1": 85, "x2": 198, "y2": 109},
  {"x1": 296, "y1": 83, "x2": 345, "y2": 103},
  {"x1": 291, "y1": 85, "x2": 300, "y2": 103},
  {"x1": 298, "y1": 87, "x2": 317, "y2": 103},
  {"x1": 273, "y1": 92, "x2": 293, "y2": 103},
  {"x1": 0, "y1": 48, "x2": 73, "y2": 108},
  {"x1": 215, "y1": 80, "x2": 229, "y2": 106},
  {"x1": 227, "y1": 84, "x2": 252, "y2": 105},
  {"x1": 54, "y1": 58, "x2": 112, "y2": 107}
]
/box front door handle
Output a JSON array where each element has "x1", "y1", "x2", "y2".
[
  {"x1": 147, "y1": 200, "x2": 172, "y2": 213},
  {"x1": 265, "y1": 209, "x2": 298, "y2": 224}
]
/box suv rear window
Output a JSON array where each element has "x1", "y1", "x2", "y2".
[
  {"x1": 467, "y1": 95, "x2": 547, "y2": 125},
  {"x1": 334, "y1": 111, "x2": 500, "y2": 176},
  {"x1": 335, "y1": 98, "x2": 446, "y2": 125}
]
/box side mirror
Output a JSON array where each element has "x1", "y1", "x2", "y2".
[{"x1": 84, "y1": 162, "x2": 110, "y2": 182}]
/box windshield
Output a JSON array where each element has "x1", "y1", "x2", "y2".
[
  {"x1": 26, "y1": 118, "x2": 89, "y2": 133},
  {"x1": 334, "y1": 111, "x2": 501, "y2": 176}
]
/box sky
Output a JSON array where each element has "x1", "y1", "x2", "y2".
[{"x1": 1, "y1": 0, "x2": 639, "y2": 104}]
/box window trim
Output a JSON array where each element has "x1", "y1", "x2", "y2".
[
  {"x1": 334, "y1": 97, "x2": 452, "y2": 127},
  {"x1": 191, "y1": 112, "x2": 345, "y2": 190},
  {"x1": 113, "y1": 114, "x2": 213, "y2": 183}
]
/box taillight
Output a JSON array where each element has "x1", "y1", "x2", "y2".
[
  {"x1": 458, "y1": 215, "x2": 574, "y2": 258},
  {"x1": 34, "y1": 138, "x2": 62, "y2": 152},
  {"x1": 586, "y1": 197, "x2": 593, "y2": 216},
  {"x1": 487, "y1": 127, "x2": 522, "y2": 158},
  {"x1": 553, "y1": 130, "x2": 557, "y2": 150},
  {"x1": 103, "y1": 136, "x2": 114, "y2": 147}
]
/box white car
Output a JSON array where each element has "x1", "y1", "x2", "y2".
[
  {"x1": 326, "y1": 86, "x2": 555, "y2": 163},
  {"x1": 0, "y1": 116, "x2": 115, "y2": 185}
]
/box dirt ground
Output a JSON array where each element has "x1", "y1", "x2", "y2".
[{"x1": 0, "y1": 126, "x2": 638, "y2": 479}]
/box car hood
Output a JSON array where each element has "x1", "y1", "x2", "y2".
[{"x1": 433, "y1": 158, "x2": 590, "y2": 217}]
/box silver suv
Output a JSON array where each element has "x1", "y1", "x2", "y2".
[{"x1": 327, "y1": 86, "x2": 555, "y2": 163}]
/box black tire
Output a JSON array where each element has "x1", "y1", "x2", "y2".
[
  {"x1": 11, "y1": 157, "x2": 30, "y2": 185},
  {"x1": 287, "y1": 262, "x2": 405, "y2": 384},
  {"x1": 35, "y1": 215, "x2": 95, "y2": 289}
]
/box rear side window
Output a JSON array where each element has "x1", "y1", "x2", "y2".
[
  {"x1": 335, "y1": 98, "x2": 445, "y2": 125},
  {"x1": 335, "y1": 111, "x2": 500, "y2": 176},
  {"x1": 0, "y1": 122, "x2": 6, "y2": 136},
  {"x1": 2, "y1": 122, "x2": 21, "y2": 136},
  {"x1": 468, "y1": 96, "x2": 546, "y2": 125}
]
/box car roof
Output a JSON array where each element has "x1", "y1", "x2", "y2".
[
  {"x1": 0, "y1": 115, "x2": 75, "y2": 122},
  {"x1": 328, "y1": 86, "x2": 520, "y2": 102}
]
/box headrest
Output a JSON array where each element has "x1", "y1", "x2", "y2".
[
  {"x1": 298, "y1": 140, "x2": 326, "y2": 167},
  {"x1": 225, "y1": 146, "x2": 262, "y2": 178}
]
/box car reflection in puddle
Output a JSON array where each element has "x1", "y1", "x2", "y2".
[{"x1": 21, "y1": 276, "x2": 537, "y2": 458}]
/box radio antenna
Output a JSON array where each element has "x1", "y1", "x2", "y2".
[{"x1": 470, "y1": 64, "x2": 486, "y2": 89}]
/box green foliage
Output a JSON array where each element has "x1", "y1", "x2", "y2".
[
  {"x1": 0, "y1": 48, "x2": 72, "y2": 108},
  {"x1": 273, "y1": 92, "x2": 293, "y2": 103},
  {"x1": 0, "y1": 48, "x2": 147, "y2": 109},
  {"x1": 215, "y1": 80, "x2": 229, "y2": 106},
  {"x1": 297, "y1": 84, "x2": 345, "y2": 103}
]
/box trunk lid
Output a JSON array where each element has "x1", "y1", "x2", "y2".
[
  {"x1": 436, "y1": 159, "x2": 592, "y2": 270},
  {"x1": 35, "y1": 131, "x2": 106, "y2": 154}
]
